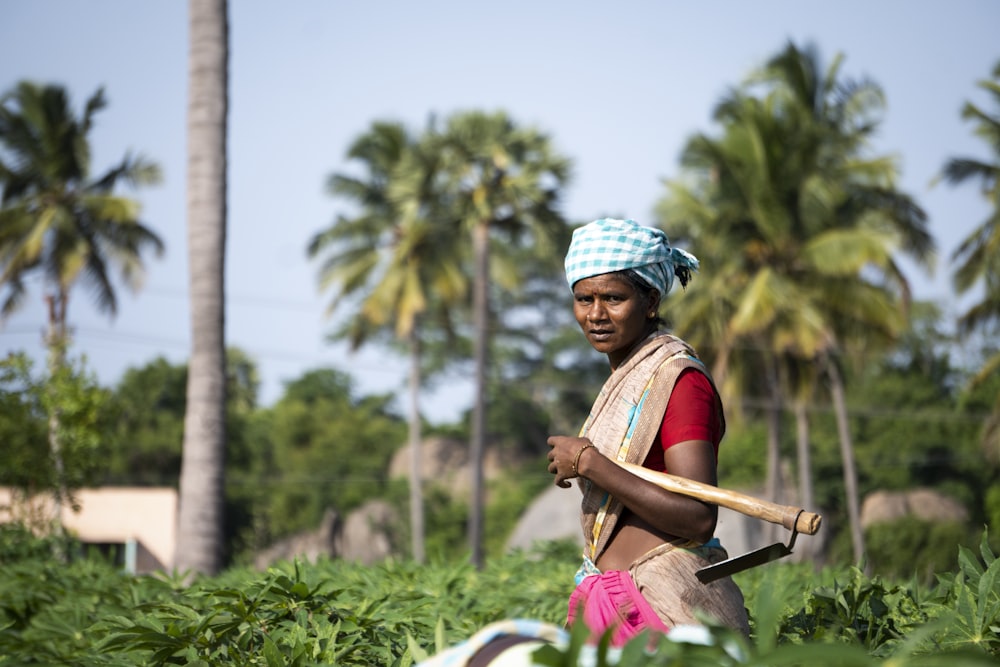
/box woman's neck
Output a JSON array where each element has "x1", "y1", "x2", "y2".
[{"x1": 608, "y1": 325, "x2": 661, "y2": 371}]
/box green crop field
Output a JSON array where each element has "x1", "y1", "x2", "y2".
[{"x1": 1, "y1": 528, "x2": 997, "y2": 666}]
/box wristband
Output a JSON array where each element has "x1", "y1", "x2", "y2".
[{"x1": 571, "y1": 443, "x2": 595, "y2": 476}]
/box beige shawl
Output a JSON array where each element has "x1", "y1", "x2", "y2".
[{"x1": 578, "y1": 332, "x2": 721, "y2": 561}]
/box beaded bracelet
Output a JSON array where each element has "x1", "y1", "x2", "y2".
[{"x1": 571, "y1": 443, "x2": 595, "y2": 475}]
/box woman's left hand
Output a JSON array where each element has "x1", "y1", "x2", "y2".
[{"x1": 547, "y1": 435, "x2": 595, "y2": 488}]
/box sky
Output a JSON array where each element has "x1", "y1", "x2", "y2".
[{"x1": 0, "y1": 1, "x2": 997, "y2": 424}]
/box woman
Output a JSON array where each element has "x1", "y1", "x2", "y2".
[{"x1": 547, "y1": 218, "x2": 749, "y2": 646}]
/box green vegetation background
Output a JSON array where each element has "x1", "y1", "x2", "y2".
[{"x1": 1, "y1": 526, "x2": 997, "y2": 665}]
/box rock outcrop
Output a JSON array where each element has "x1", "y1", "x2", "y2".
[
  {"x1": 861, "y1": 488, "x2": 968, "y2": 527},
  {"x1": 254, "y1": 500, "x2": 399, "y2": 569}
]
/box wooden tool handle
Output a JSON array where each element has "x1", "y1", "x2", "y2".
[{"x1": 616, "y1": 461, "x2": 822, "y2": 535}]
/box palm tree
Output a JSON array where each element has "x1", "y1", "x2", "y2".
[
  {"x1": 665, "y1": 95, "x2": 837, "y2": 511},
  {"x1": 758, "y1": 43, "x2": 933, "y2": 562},
  {"x1": 436, "y1": 110, "x2": 571, "y2": 567},
  {"x1": 940, "y1": 60, "x2": 1000, "y2": 463},
  {"x1": 175, "y1": 0, "x2": 229, "y2": 576},
  {"x1": 658, "y1": 42, "x2": 933, "y2": 562},
  {"x1": 0, "y1": 81, "x2": 162, "y2": 525},
  {"x1": 308, "y1": 120, "x2": 466, "y2": 564}
]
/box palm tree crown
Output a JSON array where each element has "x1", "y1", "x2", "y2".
[
  {"x1": 0, "y1": 81, "x2": 163, "y2": 329},
  {"x1": 309, "y1": 121, "x2": 466, "y2": 347},
  {"x1": 941, "y1": 60, "x2": 1000, "y2": 461},
  {"x1": 434, "y1": 109, "x2": 571, "y2": 567},
  {"x1": 657, "y1": 42, "x2": 933, "y2": 562}
]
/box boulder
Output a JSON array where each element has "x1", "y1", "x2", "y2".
[
  {"x1": 388, "y1": 437, "x2": 514, "y2": 497},
  {"x1": 861, "y1": 488, "x2": 968, "y2": 527},
  {"x1": 340, "y1": 499, "x2": 397, "y2": 565},
  {"x1": 388, "y1": 436, "x2": 468, "y2": 481},
  {"x1": 254, "y1": 508, "x2": 341, "y2": 569},
  {"x1": 506, "y1": 483, "x2": 826, "y2": 567},
  {"x1": 505, "y1": 484, "x2": 583, "y2": 552},
  {"x1": 254, "y1": 500, "x2": 400, "y2": 569}
]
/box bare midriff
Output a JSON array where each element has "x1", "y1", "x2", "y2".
[{"x1": 594, "y1": 511, "x2": 686, "y2": 572}]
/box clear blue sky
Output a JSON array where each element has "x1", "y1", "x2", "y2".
[{"x1": 1, "y1": 1, "x2": 997, "y2": 423}]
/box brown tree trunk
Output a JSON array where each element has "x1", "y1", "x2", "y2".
[
  {"x1": 794, "y1": 397, "x2": 814, "y2": 515},
  {"x1": 793, "y1": 395, "x2": 819, "y2": 562},
  {"x1": 762, "y1": 354, "x2": 784, "y2": 545},
  {"x1": 764, "y1": 355, "x2": 783, "y2": 505},
  {"x1": 468, "y1": 219, "x2": 489, "y2": 569},
  {"x1": 44, "y1": 291, "x2": 69, "y2": 538},
  {"x1": 827, "y1": 357, "x2": 865, "y2": 564},
  {"x1": 408, "y1": 330, "x2": 425, "y2": 563}
]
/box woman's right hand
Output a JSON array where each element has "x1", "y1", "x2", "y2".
[{"x1": 547, "y1": 435, "x2": 597, "y2": 488}]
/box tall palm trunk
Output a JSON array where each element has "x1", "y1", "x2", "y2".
[
  {"x1": 175, "y1": 0, "x2": 229, "y2": 575},
  {"x1": 43, "y1": 292, "x2": 69, "y2": 536},
  {"x1": 826, "y1": 356, "x2": 865, "y2": 564},
  {"x1": 793, "y1": 397, "x2": 814, "y2": 514},
  {"x1": 709, "y1": 340, "x2": 731, "y2": 391},
  {"x1": 762, "y1": 353, "x2": 784, "y2": 544},
  {"x1": 407, "y1": 329, "x2": 425, "y2": 563},
  {"x1": 468, "y1": 219, "x2": 489, "y2": 569},
  {"x1": 793, "y1": 395, "x2": 817, "y2": 561},
  {"x1": 763, "y1": 355, "x2": 783, "y2": 503}
]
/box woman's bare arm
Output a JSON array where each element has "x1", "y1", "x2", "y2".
[{"x1": 547, "y1": 435, "x2": 718, "y2": 544}]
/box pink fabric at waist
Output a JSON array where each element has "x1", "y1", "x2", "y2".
[{"x1": 566, "y1": 569, "x2": 669, "y2": 647}]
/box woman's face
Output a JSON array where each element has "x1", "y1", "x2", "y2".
[{"x1": 572, "y1": 272, "x2": 658, "y2": 369}]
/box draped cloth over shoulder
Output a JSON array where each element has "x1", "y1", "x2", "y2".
[
  {"x1": 570, "y1": 332, "x2": 750, "y2": 639},
  {"x1": 577, "y1": 332, "x2": 712, "y2": 561}
]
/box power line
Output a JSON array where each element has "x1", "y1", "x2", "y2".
[
  {"x1": 1, "y1": 325, "x2": 405, "y2": 378},
  {"x1": 143, "y1": 284, "x2": 323, "y2": 313},
  {"x1": 6, "y1": 274, "x2": 325, "y2": 313},
  {"x1": 732, "y1": 397, "x2": 993, "y2": 424}
]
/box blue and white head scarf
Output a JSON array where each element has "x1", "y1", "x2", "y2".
[{"x1": 564, "y1": 218, "x2": 699, "y2": 296}]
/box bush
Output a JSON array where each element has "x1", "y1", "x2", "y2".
[
  {"x1": 0, "y1": 521, "x2": 78, "y2": 565},
  {"x1": 864, "y1": 517, "x2": 974, "y2": 583}
]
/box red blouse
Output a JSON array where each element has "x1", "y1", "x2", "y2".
[{"x1": 642, "y1": 368, "x2": 722, "y2": 473}]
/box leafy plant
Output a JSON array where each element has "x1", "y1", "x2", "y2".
[
  {"x1": 926, "y1": 531, "x2": 1000, "y2": 654},
  {"x1": 2, "y1": 531, "x2": 998, "y2": 665},
  {"x1": 865, "y1": 518, "x2": 972, "y2": 584}
]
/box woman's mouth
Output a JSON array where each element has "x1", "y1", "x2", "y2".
[{"x1": 589, "y1": 329, "x2": 613, "y2": 342}]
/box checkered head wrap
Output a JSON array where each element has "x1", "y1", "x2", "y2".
[{"x1": 564, "y1": 218, "x2": 699, "y2": 295}]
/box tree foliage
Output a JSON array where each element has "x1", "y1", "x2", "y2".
[
  {"x1": 0, "y1": 351, "x2": 109, "y2": 515},
  {"x1": 656, "y1": 41, "x2": 934, "y2": 559},
  {"x1": 104, "y1": 357, "x2": 188, "y2": 486},
  {"x1": 99, "y1": 349, "x2": 258, "y2": 489},
  {"x1": 239, "y1": 368, "x2": 406, "y2": 549},
  {"x1": 0, "y1": 81, "x2": 163, "y2": 325},
  {"x1": 941, "y1": 59, "x2": 1000, "y2": 463}
]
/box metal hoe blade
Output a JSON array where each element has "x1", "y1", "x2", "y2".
[{"x1": 696, "y1": 511, "x2": 803, "y2": 584}]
